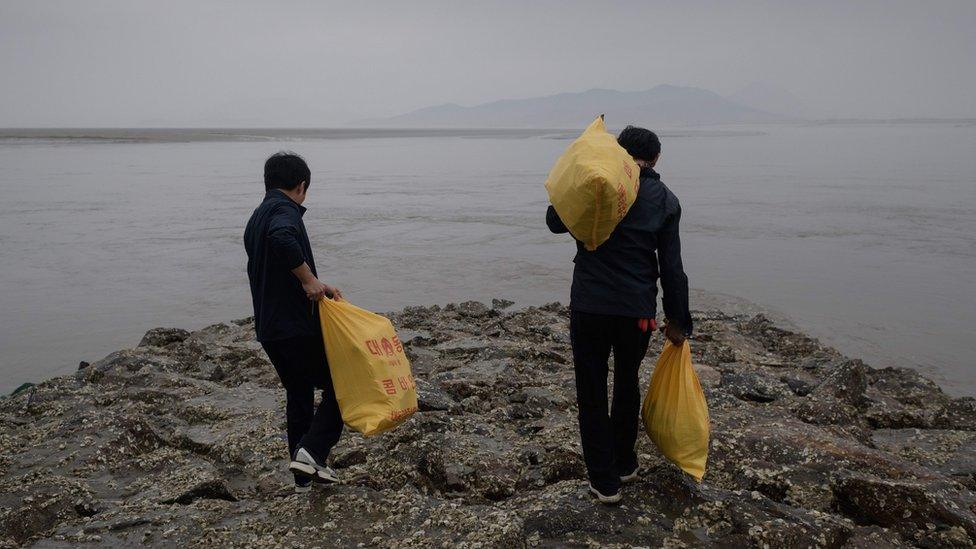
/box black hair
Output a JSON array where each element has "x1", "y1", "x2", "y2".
[
  {"x1": 264, "y1": 151, "x2": 311, "y2": 191},
  {"x1": 617, "y1": 126, "x2": 661, "y2": 162}
]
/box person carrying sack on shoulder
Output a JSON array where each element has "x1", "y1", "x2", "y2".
[
  {"x1": 244, "y1": 152, "x2": 344, "y2": 494},
  {"x1": 546, "y1": 126, "x2": 693, "y2": 504}
]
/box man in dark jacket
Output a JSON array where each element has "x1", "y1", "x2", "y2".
[
  {"x1": 244, "y1": 152, "x2": 344, "y2": 493},
  {"x1": 546, "y1": 126, "x2": 692, "y2": 504}
]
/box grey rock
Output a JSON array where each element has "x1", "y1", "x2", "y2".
[
  {"x1": 813, "y1": 359, "x2": 868, "y2": 407},
  {"x1": 832, "y1": 472, "x2": 976, "y2": 539},
  {"x1": 414, "y1": 378, "x2": 457, "y2": 412},
  {"x1": 520, "y1": 386, "x2": 570, "y2": 410},
  {"x1": 197, "y1": 361, "x2": 226, "y2": 382},
  {"x1": 934, "y1": 397, "x2": 976, "y2": 431},
  {"x1": 919, "y1": 526, "x2": 974, "y2": 548},
  {"x1": 721, "y1": 371, "x2": 793, "y2": 403},
  {"x1": 779, "y1": 372, "x2": 816, "y2": 396},
  {"x1": 456, "y1": 300, "x2": 489, "y2": 318},
  {"x1": 864, "y1": 395, "x2": 933, "y2": 429},
  {"x1": 869, "y1": 366, "x2": 948, "y2": 407},
  {"x1": 794, "y1": 398, "x2": 861, "y2": 426},
  {"x1": 138, "y1": 327, "x2": 191, "y2": 348},
  {"x1": 840, "y1": 526, "x2": 904, "y2": 549},
  {"x1": 491, "y1": 298, "x2": 515, "y2": 310},
  {"x1": 396, "y1": 328, "x2": 432, "y2": 346},
  {"x1": 3, "y1": 301, "x2": 974, "y2": 547},
  {"x1": 160, "y1": 479, "x2": 237, "y2": 505},
  {"x1": 742, "y1": 314, "x2": 822, "y2": 357},
  {"x1": 331, "y1": 446, "x2": 368, "y2": 469},
  {"x1": 872, "y1": 428, "x2": 976, "y2": 489},
  {"x1": 541, "y1": 447, "x2": 585, "y2": 483}
]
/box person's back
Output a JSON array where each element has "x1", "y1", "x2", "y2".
[
  {"x1": 555, "y1": 166, "x2": 690, "y2": 331},
  {"x1": 546, "y1": 125, "x2": 691, "y2": 504},
  {"x1": 245, "y1": 188, "x2": 318, "y2": 343}
]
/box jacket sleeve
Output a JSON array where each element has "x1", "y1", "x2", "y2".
[
  {"x1": 657, "y1": 205, "x2": 693, "y2": 335},
  {"x1": 267, "y1": 209, "x2": 306, "y2": 270},
  {"x1": 546, "y1": 205, "x2": 569, "y2": 234}
]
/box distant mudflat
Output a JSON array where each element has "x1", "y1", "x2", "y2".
[
  {"x1": 0, "y1": 127, "x2": 578, "y2": 143},
  {"x1": 0, "y1": 127, "x2": 774, "y2": 143},
  {"x1": 4, "y1": 121, "x2": 969, "y2": 144}
]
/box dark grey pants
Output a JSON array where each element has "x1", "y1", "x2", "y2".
[
  {"x1": 570, "y1": 310, "x2": 652, "y2": 493},
  {"x1": 261, "y1": 334, "x2": 343, "y2": 473}
]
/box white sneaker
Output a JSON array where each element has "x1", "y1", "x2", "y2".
[
  {"x1": 294, "y1": 477, "x2": 312, "y2": 494},
  {"x1": 620, "y1": 466, "x2": 639, "y2": 484},
  {"x1": 589, "y1": 483, "x2": 622, "y2": 504},
  {"x1": 289, "y1": 447, "x2": 340, "y2": 484}
]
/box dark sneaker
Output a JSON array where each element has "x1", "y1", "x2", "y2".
[
  {"x1": 588, "y1": 483, "x2": 622, "y2": 504},
  {"x1": 619, "y1": 465, "x2": 639, "y2": 484},
  {"x1": 294, "y1": 476, "x2": 312, "y2": 494},
  {"x1": 290, "y1": 447, "x2": 339, "y2": 484}
]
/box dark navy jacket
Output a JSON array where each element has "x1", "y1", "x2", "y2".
[
  {"x1": 547, "y1": 167, "x2": 692, "y2": 335},
  {"x1": 244, "y1": 190, "x2": 318, "y2": 342}
]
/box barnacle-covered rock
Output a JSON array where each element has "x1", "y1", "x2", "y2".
[{"x1": 2, "y1": 301, "x2": 973, "y2": 546}]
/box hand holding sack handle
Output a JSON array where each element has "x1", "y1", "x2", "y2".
[
  {"x1": 318, "y1": 297, "x2": 418, "y2": 436},
  {"x1": 641, "y1": 339, "x2": 710, "y2": 481}
]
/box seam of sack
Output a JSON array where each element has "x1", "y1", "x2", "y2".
[{"x1": 590, "y1": 177, "x2": 601, "y2": 249}]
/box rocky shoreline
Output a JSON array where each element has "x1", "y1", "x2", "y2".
[{"x1": 1, "y1": 301, "x2": 975, "y2": 547}]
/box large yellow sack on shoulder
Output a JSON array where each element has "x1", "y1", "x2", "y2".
[
  {"x1": 642, "y1": 340, "x2": 710, "y2": 481},
  {"x1": 545, "y1": 115, "x2": 640, "y2": 251},
  {"x1": 318, "y1": 298, "x2": 418, "y2": 436}
]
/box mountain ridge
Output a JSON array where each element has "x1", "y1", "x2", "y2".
[{"x1": 355, "y1": 84, "x2": 797, "y2": 128}]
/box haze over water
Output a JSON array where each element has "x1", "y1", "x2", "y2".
[{"x1": 1, "y1": 122, "x2": 974, "y2": 395}]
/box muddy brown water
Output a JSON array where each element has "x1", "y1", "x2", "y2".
[{"x1": 1, "y1": 122, "x2": 974, "y2": 395}]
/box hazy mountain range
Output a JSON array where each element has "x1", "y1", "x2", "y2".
[{"x1": 356, "y1": 83, "x2": 808, "y2": 128}]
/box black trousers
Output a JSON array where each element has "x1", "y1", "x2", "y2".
[
  {"x1": 570, "y1": 310, "x2": 652, "y2": 493},
  {"x1": 261, "y1": 334, "x2": 343, "y2": 470}
]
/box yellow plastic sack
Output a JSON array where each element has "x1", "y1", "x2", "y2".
[
  {"x1": 641, "y1": 341, "x2": 710, "y2": 481},
  {"x1": 545, "y1": 115, "x2": 641, "y2": 250},
  {"x1": 318, "y1": 298, "x2": 418, "y2": 436}
]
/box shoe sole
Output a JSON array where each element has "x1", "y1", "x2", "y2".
[
  {"x1": 289, "y1": 461, "x2": 339, "y2": 484},
  {"x1": 620, "y1": 471, "x2": 639, "y2": 484},
  {"x1": 294, "y1": 484, "x2": 312, "y2": 494},
  {"x1": 589, "y1": 485, "x2": 622, "y2": 504},
  {"x1": 312, "y1": 470, "x2": 338, "y2": 484},
  {"x1": 289, "y1": 461, "x2": 316, "y2": 477}
]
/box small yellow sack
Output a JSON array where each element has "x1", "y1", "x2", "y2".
[
  {"x1": 318, "y1": 298, "x2": 418, "y2": 436},
  {"x1": 545, "y1": 115, "x2": 640, "y2": 250},
  {"x1": 641, "y1": 341, "x2": 710, "y2": 481}
]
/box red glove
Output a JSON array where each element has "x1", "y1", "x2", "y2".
[{"x1": 637, "y1": 318, "x2": 658, "y2": 333}]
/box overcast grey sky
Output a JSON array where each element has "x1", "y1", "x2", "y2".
[{"x1": 2, "y1": 0, "x2": 974, "y2": 127}]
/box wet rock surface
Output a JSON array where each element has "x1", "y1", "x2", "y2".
[{"x1": 2, "y1": 303, "x2": 975, "y2": 547}]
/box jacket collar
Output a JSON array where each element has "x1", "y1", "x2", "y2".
[
  {"x1": 265, "y1": 189, "x2": 307, "y2": 216},
  {"x1": 640, "y1": 166, "x2": 660, "y2": 180}
]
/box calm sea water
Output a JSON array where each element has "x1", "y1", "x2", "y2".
[{"x1": 1, "y1": 123, "x2": 974, "y2": 395}]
